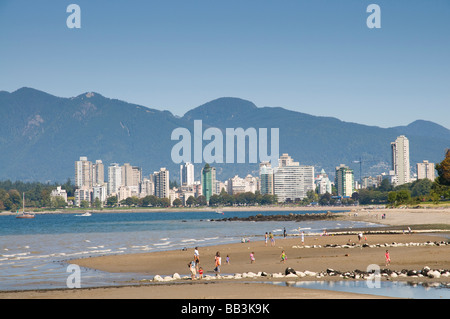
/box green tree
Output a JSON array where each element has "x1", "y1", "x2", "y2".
[
  {"x1": 172, "y1": 198, "x2": 182, "y2": 207},
  {"x1": 387, "y1": 191, "x2": 397, "y2": 205},
  {"x1": 51, "y1": 196, "x2": 67, "y2": 208},
  {"x1": 80, "y1": 200, "x2": 90, "y2": 208},
  {"x1": 432, "y1": 150, "x2": 450, "y2": 200},
  {"x1": 196, "y1": 195, "x2": 207, "y2": 206},
  {"x1": 186, "y1": 196, "x2": 196, "y2": 207},
  {"x1": 93, "y1": 197, "x2": 102, "y2": 209},
  {"x1": 396, "y1": 189, "x2": 411, "y2": 204},
  {"x1": 159, "y1": 198, "x2": 170, "y2": 207},
  {"x1": 106, "y1": 196, "x2": 118, "y2": 207},
  {"x1": 209, "y1": 194, "x2": 220, "y2": 207},
  {"x1": 435, "y1": 149, "x2": 450, "y2": 186},
  {"x1": 411, "y1": 178, "x2": 432, "y2": 197},
  {"x1": 319, "y1": 192, "x2": 331, "y2": 206}
]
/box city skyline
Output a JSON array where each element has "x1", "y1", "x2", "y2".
[
  {"x1": 70, "y1": 136, "x2": 436, "y2": 206},
  {"x1": 1, "y1": 1, "x2": 449, "y2": 129}
]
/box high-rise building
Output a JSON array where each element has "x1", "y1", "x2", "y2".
[
  {"x1": 335, "y1": 164, "x2": 354, "y2": 197},
  {"x1": 272, "y1": 154, "x2": 315, "y2": 202},
  {"x1": 92, "y1": 185, "x2": 107, "y2": 204},
  {"x1": 93, "y1": 160, "x2": 104, "y2": 186},
  {"x1": 154, "y1": 168, "x2": 169, "y2": 199},
  {"x1": 121, "y1": 163, "x2": 142, "y2": 194},
  {"x1": 417, "y1": 160, "x2": 435, "y2": 181},
  {"x1": 391, "y1": 135, "x2": 411, "y2": 185},
  {"x1": 201, "y1": 164, "x2": 216, "y2": 203},
  {"x1": 180, "y1": 162, "x2": 194, "y2": 186},
  {"x1": 140, "y1": 175, "x2": 155, "y2": 197},
  {"x1": 108, "y1": 163, "x2": 122, "y2": 195},
  {"x1": 315, "y1": 169, "x2": 332, "y2": 194},
  {"x1": 259, "y1": 162, "x2": 274, "y2": 195},
  {"x1": 75, "y1": 156, "x2": 93, "y2": 188}
]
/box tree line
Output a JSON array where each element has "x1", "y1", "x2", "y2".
[{"x1": 0, "y1": 179, "x2": 75, "y2": 211}]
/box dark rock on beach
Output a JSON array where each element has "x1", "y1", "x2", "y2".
[{"x1": 212, "y1": 212, "x2": 337, "y2": 222}]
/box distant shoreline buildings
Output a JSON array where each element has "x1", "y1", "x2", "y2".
[{"x1": 67, "y1": 134, "x2": 436, "y2": 207}]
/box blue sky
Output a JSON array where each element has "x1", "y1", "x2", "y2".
[{"x1": 0, "y1": 0, "x2": 449, "y2": 128}]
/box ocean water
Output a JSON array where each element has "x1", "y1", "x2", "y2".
[
  {"x1": 0, "y1": 209, "x2": 378, "y2": 291},
  {"x1": 271, "y1": 280, "x2": 450, "y2": 299}
]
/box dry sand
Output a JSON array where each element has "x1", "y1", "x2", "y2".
[{"x1": 1, "y1": 207, "x2": 449, "y2": 300}]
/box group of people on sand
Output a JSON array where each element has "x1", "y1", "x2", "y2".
[
  {"x1": 187, "y1": 230, "x2": 393, "y2": 280},
  {"x1": 188, "y1": 247, "x2": 228, "y2": 280}
]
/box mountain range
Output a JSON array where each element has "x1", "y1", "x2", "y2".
[{"x1": 0, "y1": 87, "x2": 449, "y2": 183}]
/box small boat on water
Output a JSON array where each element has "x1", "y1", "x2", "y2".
[
  {"x1": 215, "y1": 209, "x2": 224, "y2": 215},
  {"x1": 16, "y1": 193, "x2": 35, "y2": 219},
  {"x1": 75, "y1": 212, "x2": 92, "y2": 217}
]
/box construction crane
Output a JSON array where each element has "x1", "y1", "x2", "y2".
[{"x1": 352, "y1": 157, "x2": 381, "y2": 187}]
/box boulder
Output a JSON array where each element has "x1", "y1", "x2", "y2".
[
  {"x1": 173, "y1": 273, "x2": 181, "y2": 280},
  {"x1": 428, "y1": 270, "x2": 441, "y2": 279},
  {"x1": 285, "y1": 267, "x2": 296, "y2": 275}
]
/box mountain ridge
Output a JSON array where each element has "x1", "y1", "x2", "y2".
[{"x1": 0, "y1": 87, "x2": 448, "y2": 183}]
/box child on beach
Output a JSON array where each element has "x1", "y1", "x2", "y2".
[
  {"x1": 265, "y1": 232, "x2": 268, "y2": 246},
  {"x1": 250, "y1": 252, "x2": 255, "y2": 263},
  {"x1": 214, "y1": 251, "x2": 221, "y2": 273},
  {"x1": 226, "y1": 254, "x2": 230, "y2": 264},
  {"x1": 280, "y1": 250, "x2": 287, "y2": 263},
  {"x1": 198, "y1": 267, "x2": 203, "y2": 279},
  {"x1": 385, "y1": 250, "x2": 391, "y2": 266}
]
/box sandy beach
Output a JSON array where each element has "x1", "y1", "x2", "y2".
[{"x1": 1, "y1": 207, "x2": 449, "y2": 299}]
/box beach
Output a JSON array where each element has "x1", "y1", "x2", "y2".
[{"x1": 1, "y1": 207, "x2": 449, "y2": 299}]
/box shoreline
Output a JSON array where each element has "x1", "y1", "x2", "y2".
[
  {"x1": 0, "y1": 205, "x2": 352, "y2": 215},
  {"x1": 1, "y1": 207, "x2": 449, "y2": 299}
]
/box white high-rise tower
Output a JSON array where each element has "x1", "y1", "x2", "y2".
[{"x1": 391, "y1": 135, "x2": 411, "y2": 185}]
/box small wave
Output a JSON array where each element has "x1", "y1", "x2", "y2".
[
  {"x1": 204, "y1": 237, "x2": 219, "y2": 240},
  {"x1": 153, "y1": 242, "x2": 172, "y2": 246},
  {"x1": 181, "y1": 239, "x2": 197, "y2": 243}
]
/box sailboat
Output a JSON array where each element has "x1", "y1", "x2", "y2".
[{"x1": 16, "y1": 193, "x2": 35, "y2": 219}]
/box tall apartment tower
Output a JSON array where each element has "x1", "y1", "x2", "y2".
[
  {"x1": 417, "y1": 160, "x2": 435, "y2": 181},
  {"x1": 93, "y1": 160, "x2": 104, "y2": 186},
  {"x1": 108, "y1": 163, "x2": 122, "y2": 195},
  {"x1": 335, "y1": 164, "x2": 354, "y2": 197},
  {"x1": 201, "y1": 164, "x2": 216, "y2": 203},
  {"x1": 391, "y1": 135, "x2": 411, "y2": 185},
  {"x1": 180, "y1": 162, "x2": 194, "y2": 186},
  {"x1": 75, "y1": 156, "x2": 93, "y2": 188},
  {"x1": 154, "y1": 168, "x2": 169, "y2": 199},
  {"x1": 122, "y1": 163, "x2": 142, "y2": 187},
  {"x1": 259, "y1": 162, "x2": 274, "y2": 195}
]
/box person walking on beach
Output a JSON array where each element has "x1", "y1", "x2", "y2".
[
  {"x1": 385, "y1": 250, "x2": 391, "y2": 266},
  {"x1": 265, "y1": 232, "x2": 268, "y2": 246},
  {"x1": 250, "y1": 252, "x2": 255, "y2": 264},
  {"x1": 226, "y1": 254, "x2": 230, "y2": 264},
  {"x1": 188, "y1": 261, "x2": 196, "y2": 280},
  {"x1": 301, "y1": 231, "x2": 305, "y2": 245},
  {"x1": 283, "y1": 227, "x2": 287, "y2": 239},
  {"x1": 269, "y1": 232, "x2": 275, "y2": 246},
  {"x1": 214, "y1": 251, "x2": 221, "y2": 274},
  {"x1": 194, "y1": 247, "x2": 200, "y2": 272},
  {"x1": 280, "y1": 250, "x2": 287, "y2": 263}
]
